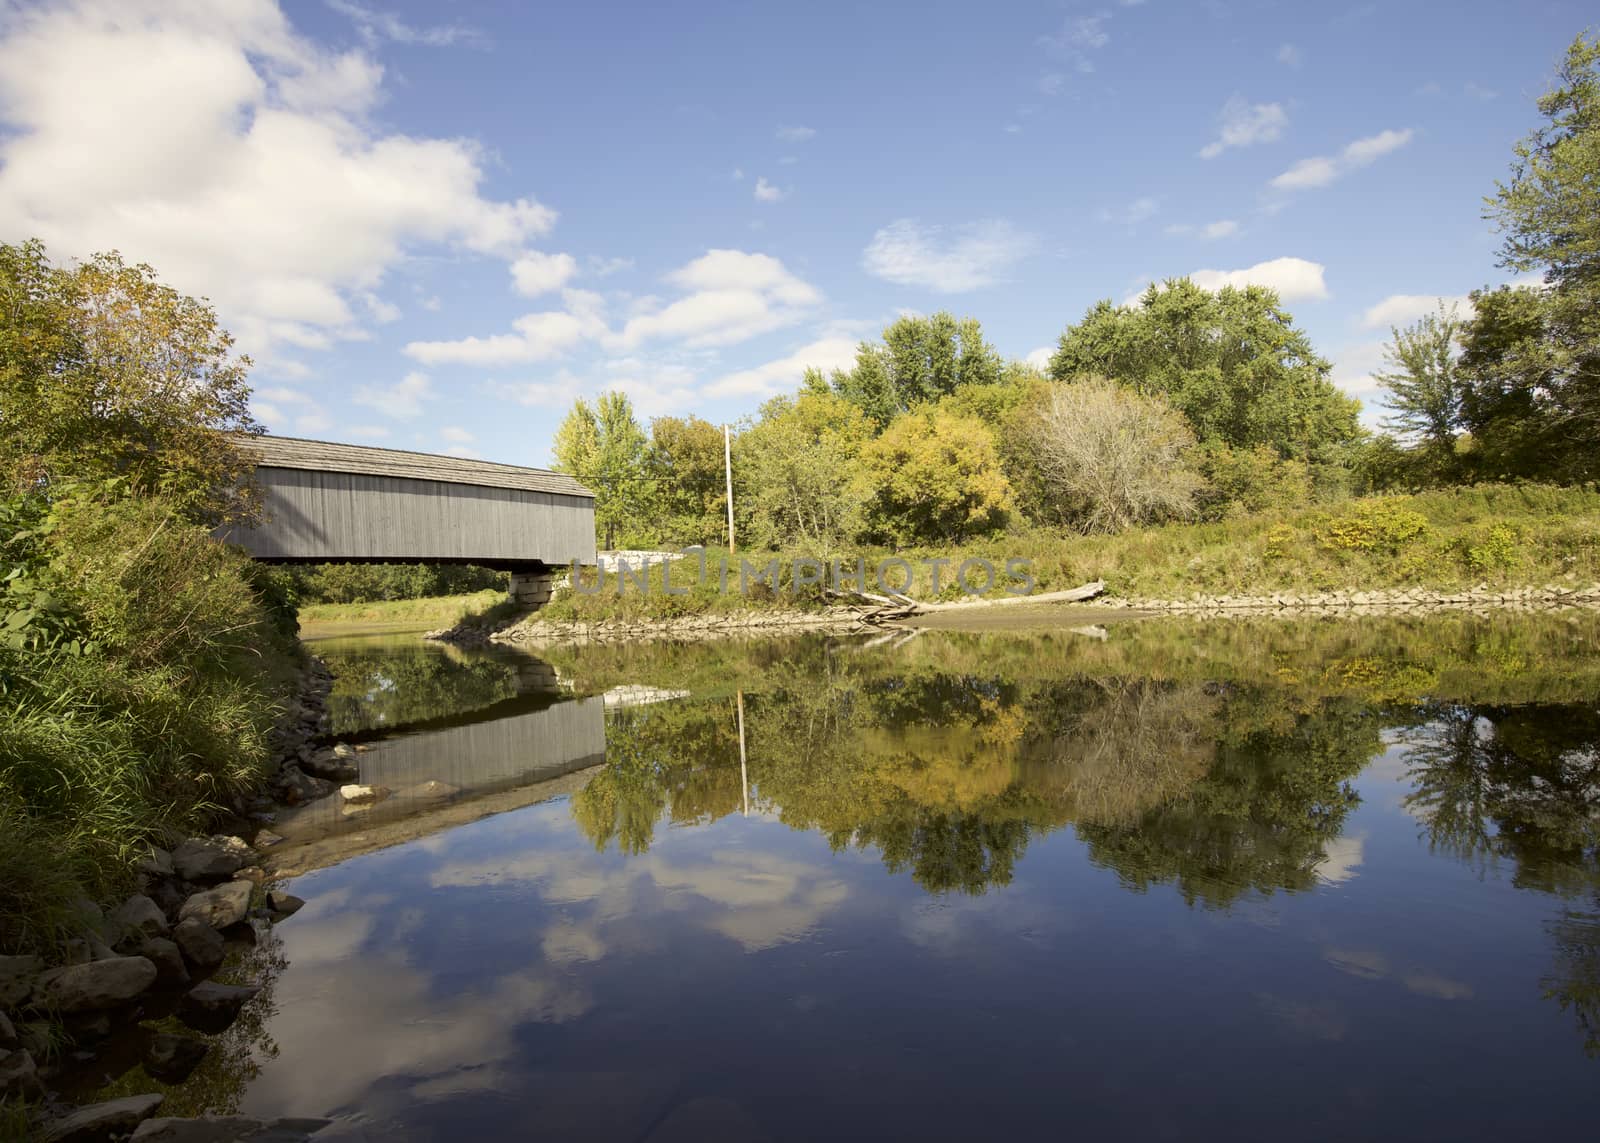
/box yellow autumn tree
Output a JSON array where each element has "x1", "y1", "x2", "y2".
[{"x1": 857, "y1": 408, "x2": 1012, "y2": 545}]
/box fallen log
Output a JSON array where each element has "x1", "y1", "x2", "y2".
[{"x1": 825, "y1": 580, "x2": 1106, "y2": 625}]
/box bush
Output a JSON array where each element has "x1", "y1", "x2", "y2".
[
  {"x1": 0, "y1": 485, "x2": 295, "y2": 954},
  {"x1": 1314, "y1": 500, "x2": 1431, "y2": 552},
  {"x1": 1011, "y1": 376, "x2": 1206, "y2": 534}
]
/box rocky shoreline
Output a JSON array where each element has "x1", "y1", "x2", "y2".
[
  {"x1": 423, "y1": 581, "x2": 1600, "y2": 647},
  {"x1": 0, "y1": 657, "x2": 365, "y2": 1142}
]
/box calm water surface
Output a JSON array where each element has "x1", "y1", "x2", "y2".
[{"x1": 214, "y1": 617, "x2": 1599, "y2": 1140}]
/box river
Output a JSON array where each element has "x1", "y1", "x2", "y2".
[{"x1": 160, "y1": 614, "x2": 1600, "y2": 1139}]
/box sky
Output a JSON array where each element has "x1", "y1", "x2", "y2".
[{"x1": 0, "y1": 0, "x2": 1588, "y2": 466}]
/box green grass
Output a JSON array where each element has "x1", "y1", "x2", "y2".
[{"x1": 297, "y1": 588, "x2": 508, "y2": 636}]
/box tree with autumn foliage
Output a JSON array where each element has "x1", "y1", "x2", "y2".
[{"x1": 0, "y1": 240, "x2": 261, "y2": 524}]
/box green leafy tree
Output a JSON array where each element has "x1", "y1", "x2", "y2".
[
  {"x1": 1375, "y1": 303, "x2": 1469, "y2": 482},
  {"x1": 551, "y1": 391, "x2": 652, "y2": 549},
  {"x1": 645, "y1": 414, "x2": 728, "y2": 546},
  {"x1": 857, "y1": 408, "x2": 1012, "y2": 545},
  {"x1": 734, "y1": 389, "x2": 872, "y2": 551},
  {"x1": 1464, "y1": 30, "x2": 1600, "y2": 482},
  {"x1": 833, "y1": 312, "x2": 1003, "y2": 427},
  {"x1": 1048, "y1": 278, "x2": 1362, "y2": 464},
  {"x1": 0, "y1": 240, "x2": 260, "y2": 524}
]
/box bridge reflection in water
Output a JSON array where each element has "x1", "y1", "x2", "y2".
[{"x1": 268, "y1": 653, "x2": 607, "y2": 873}]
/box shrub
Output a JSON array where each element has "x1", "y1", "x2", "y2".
[{"x1": 1315, "y1": 499, "x2": 1431, "y2": 552}]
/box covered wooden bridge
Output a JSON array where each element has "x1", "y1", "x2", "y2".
[{"x1": 219, "y1": 436, "x2": 596, "y2": 605}]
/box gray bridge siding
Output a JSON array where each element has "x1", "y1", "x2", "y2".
[
  {"x1": 232, "y1": 467, "x2": 595, "y2": 568},
  {"x1": 220, "y1": 436, "x2": 597, "y2": 570}
]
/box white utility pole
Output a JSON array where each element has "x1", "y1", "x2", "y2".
[{"x1": 723, "y1": 423, "x2": 735, "y2": 555}]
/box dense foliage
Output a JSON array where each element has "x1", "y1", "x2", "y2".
[{"x1": 0, "y1": 245, "x2": 296, "y2": 955}]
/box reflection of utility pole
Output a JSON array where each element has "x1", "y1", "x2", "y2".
[
  {"x1": 737, "y1": 689, "x2": 749, "y2": 817},
  {"x1": 723, "y1": 423, "x2": 735, "y2": 556}
]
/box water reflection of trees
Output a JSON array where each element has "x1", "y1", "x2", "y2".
[
  {"x1": 320, "y1": 642, "x2": 522, "y2": 733},
  {"x1": 572, "y1": 654, "x2": 1377, "y2": 902},
  {"x1": 1403, "y1": 702, "x2": 1600, "y2": 1057}
]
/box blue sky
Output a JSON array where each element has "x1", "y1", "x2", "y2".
[{"x1": 0, "y1": 0, "x2": 1587, "y2": 465}]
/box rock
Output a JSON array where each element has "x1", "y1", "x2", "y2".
[
  {"x1": 146, "y1": 879, "x2": 188, "y2": 923},
  {"x1": 339, "y1": 784, "x2": 389, "y2": 805},
  {"x1": 0, "y1": 953, "x2": 44, "y2": 1008},
  {"x1": 87, "y1": 932, "x2": 120, "y2": 961},
  {"x1": 32, "y1": 956, "x2": 157, "y2": 1012},
  {"x1": 111, "y1": 895, "x2": 170, "y2": 946},
  {"x1": 17, "y1": 1020, "x2": 51, "y2": 1057},
  {"x1": 331, "y1": 743, "x2": 356, "y2": 760},
  {"x1": 0, "y1": 1047, "x2": 44, "y2": 1099},
  {"x1": 40, "y1": 1093, "x2": 164, "y2": 1143},
  {"x1": 300, "y1": 751, "x2": 357, "y2": 782},
  {"x1": 231, "y1": 867, "x2": 268, "y2": 887},
  {"x1": 172, "y1": 918, "x2": 226, "y2": 971},
  {"x1": 410, "y1": 780, "x2": 459, "y2": 799},
  {"x1": 177, "y1": 982, "x2": 259, "y2": 1034},
  {"x1": 136, "y1": 938, "x2": 190, "y2": 985},
  {"x1": 274, "y1": 766, "x2": 334, "y2": 806},
  {"x1": 64, "y1": 1011, "x2": 112, "y2": 1043},
  {"x1": 143, "y1": 1031, "x2": 209, "y2": 1084},
  {"x1": 254, "y1": 830, "x2": 285, "y2": 849},
  {"x1": 265, "y1": 891, "x2": 304, "y2": 917},
  {"x1": 0, "y1": 1010, "x2": 15, "y2": 1049},
  {"x1": 178, "y1": 881, "x2": 253, "y2": 930},
  {"x1": 172, "y1": 837, "x2": 255, "y2": 882},
  {"x1": 135, "y1": 848, "x2": 176, "y2": 879},
  {"x1": 131, "y1": 1116, "x2": 333, "y2": 1142}
]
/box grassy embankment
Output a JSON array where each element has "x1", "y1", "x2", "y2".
[
  {"x1": 0, "y1": 489, "x2": 300, "y2": 955},
  {"x1": 296, "y1": 588, "x2": 509, "y2": 637},
  {"x1": 504, "y1": 483, "x2": 1600, "y2": 626}
]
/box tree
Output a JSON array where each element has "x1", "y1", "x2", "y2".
[
  {"x1": 551, "y1": 391, "x2": 651, "y2": 549},
  {"x1": 646, "y1": 414, "x2": 727, "y2": 546},
  {"x1": 0, "y1": 240, "x2": 260, "y2": 524},
  {"x1": 1375, "y1": 302, "x2": 1469, "y2": 481},
  {"x1": 1012, "y1": 376, "x2": 1205, "y2": 534},
  {"x1": 857, "y1": 408, "x2": 1012, "y2": 545},
  {"x1": 832, "y1": 312, "x2": 1003, "y2": 427},
  {"x1": 1466, "y1": 31, "x2": 1600, "y2": 481},
  {"x1": 1047, "y1": 279, "x2": 1362, "y2": 463},
  {"x1": 734, "y1": 389, "x2": 872, "y2": 551}
]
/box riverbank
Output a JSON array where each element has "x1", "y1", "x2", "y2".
[
  {"x1": 440, "y1": 484, "x2": 1600, "y2": 645},
  {"x1": 296, "y1": 589, "x2": 508, "y2": 639}
]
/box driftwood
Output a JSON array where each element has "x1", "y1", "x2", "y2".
[{"x1": 825, "y1": 580, "x2": 1106, "y2": 627}]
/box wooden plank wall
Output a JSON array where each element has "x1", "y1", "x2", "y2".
[{"x1": 225, "y1": 467, "x2": 597, "y2": 567}]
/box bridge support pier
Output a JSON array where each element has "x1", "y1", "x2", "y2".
[{"x1": 509, "y1": 570, "x2": 555, "y2": 610}]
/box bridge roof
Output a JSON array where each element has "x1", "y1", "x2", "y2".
[{"x1": 237, "y1": 435, "x2": 593, "y2": 498}]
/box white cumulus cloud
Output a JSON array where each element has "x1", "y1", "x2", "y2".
[
  {"x1": 753, "y1": 177, "x2": 785, "y2": 203},
  {"x1": 1189, "y1": 256, "x2": 1329, "y2": 301},
  {"x1": 862, "y1": 219, "x2": 1035, "y2": 293},
  {"x1": 354, "y1": 370, "x2": 434, "y2": 418},
  {"x1": 0, "y1": 0, "x2": 554, "y2": 361},
  {"x1": 620, "y1": 250, "x2": 820, "y2": 347},
  {"x1": 511, "y1": 251, "x2": 578, "y2": 297},
  {"x1": 1271, "y1": 128, "x2": 1415, "y2": 191},
  {"x1": 405, "y1": 289, "x2": 608, "y2": 365},
  {"x1": 1199, "y1": 97, "x2": 1288, "y2": 159},
  {"x1": 775, "y1": 125, "x2": 816, "y2": 143},
  {"x1": 1361, "y1": 293, "x2": 1473, "y2": 329},
  {"x1": 703, "y1": 337, "x2": 859, "y2": 399}
]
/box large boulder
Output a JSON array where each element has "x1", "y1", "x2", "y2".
[
  {"x1": 300, "y1": 750, "x2": 357, "y2": 783},
  {"x1": 131, "y1": 1117, "x2": 332, "y2": 1142},
  {"x1": 143, "y1": 1031, "x2": 209, "y2": 1084},
  {"x1": 40, "y1": 1093, "x2": 164, "y2": 1143},
  {"x1": 111, "y1": 895, "x2": 170, "y2": 946},
  {"x1": 178, "y1": 881, "x2": 253, "y2": 930},
  {"x1": 265, "y1": 891, "x2": 304, "y2": 917},
  {"x1": 32, "y1": 956, "x2": 157, "y2": 1012},
  {"x1": 172, "y1": 918, "x2": 226, "y2": 971},
  {"x1": 0, "y1": 1010, "x2": 16, "y2": 1049},
  {"x1": 177, "y1": 981, "x2": 259, "y2": 1035},
  {"x1": 0, "y1": 1047, "x2": 44, "y2": 1099},
  {"x1": 0, "y1": 953, "x2": 44, "y2": 1008},
  {"x1": 136, "y1": 938, "x2": 190, "y2": 985},
  {"x1": 274, "y1": 766, "x2": 334, "y2": 806},
  {"x1": 171, "y1": 837, "x2": 255, "y2": 882}
]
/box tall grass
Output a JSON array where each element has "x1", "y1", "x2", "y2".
[{"x1": 0, "y1": 489, "x2": 297, "y2": 954}]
